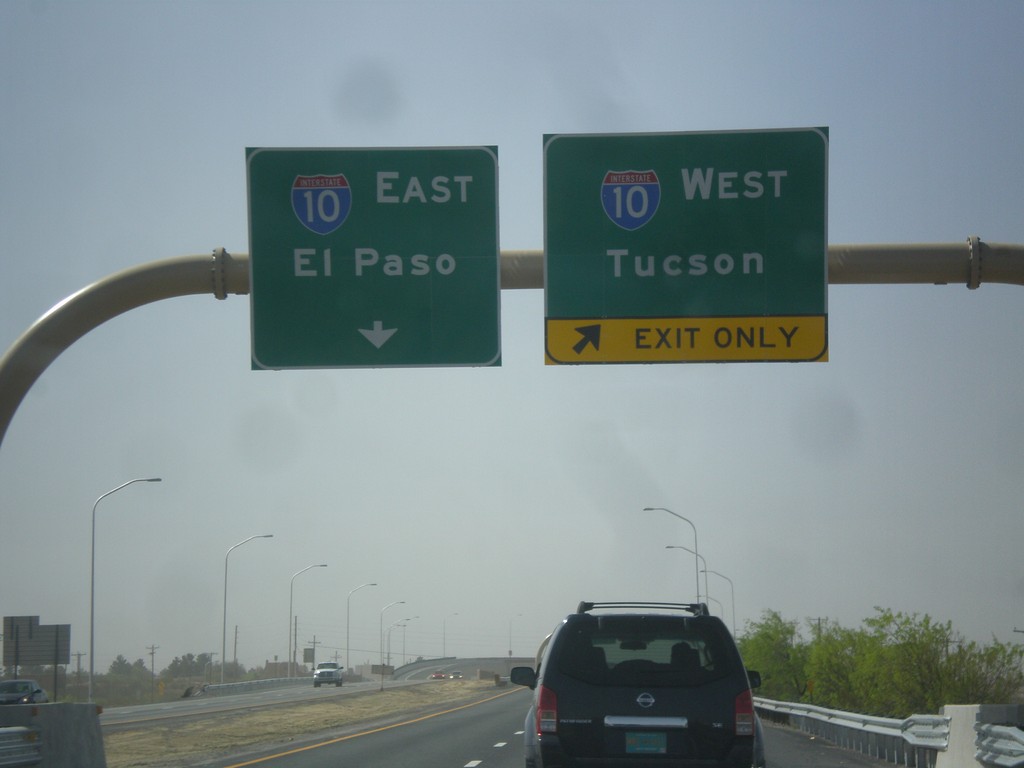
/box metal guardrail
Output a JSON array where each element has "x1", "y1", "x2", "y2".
[
  {"x1": 199, "y1": 676, "x2": 310, "y2": 697},
  {"x1": 976, "y1": 723, "x2": 1024, "y2": 768},
  {"x1": 755, "y1": 697, "x2": 949, "y2": 767},
  {"x1": 0, "y1": 727, "x2": 40, "y2": 768}
]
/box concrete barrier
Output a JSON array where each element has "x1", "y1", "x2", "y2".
[
  {"x1": 936, "y1": 704, "x2": 980, "y2": 768},
  {"x1": 0, "y1": 704, "x2": 106, "y2": 768}
]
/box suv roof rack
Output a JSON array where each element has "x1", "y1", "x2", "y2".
[{"x1": 576, "y1": 601, "x2": 710, "y2": 617}]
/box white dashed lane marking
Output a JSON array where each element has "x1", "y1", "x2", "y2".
[{"x1": 462, "y1": 729, "x2": 520, "y2": 765}]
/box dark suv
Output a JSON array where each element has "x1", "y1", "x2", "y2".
[{"x1": 510, "y1": 602, "x2": 764, "y2": 768}]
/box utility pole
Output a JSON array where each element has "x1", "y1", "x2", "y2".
[
  {"x1": 73, "y1": 652, "x2": 86, "y2": 700},
  {"x1": 305, "y1": 635, "x2": 321, "y2": 669},
  {"x1": 147, "y1": 645, "x2": 159, "y2": 702}
]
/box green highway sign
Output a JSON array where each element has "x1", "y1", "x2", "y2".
[
  {"x1": 247, "y1": 147, "x2": 501, "y2": 369},
  {"x1": 543, "y1": 129, "x2": 829, "y2": 364}
]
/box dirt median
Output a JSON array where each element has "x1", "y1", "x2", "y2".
[{"x1": 104, "y1": 680, "x2": 517, "y2": 768}]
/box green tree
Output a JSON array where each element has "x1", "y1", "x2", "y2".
[
  {"x1": 161, "y1": 652, "x2": 215, "y2": 680},
  {"x1": 805, "y1": 619, "x2": 875, "y2": 711},
  {"x1": 108, "y1": 655, "x2": 133, "y2": 676},
  {"x1": 776, "y1": 607, "x2": 1024, "y2": 717},
  {"x1": 945, "y1": 638, "x2": 1024, "y2": 705},
  {"x1": 163, "y1": 653, "x2": 197, "y2": 678},
  {"x1": 860, "y1": 608, "x2": 959, "y2": 715},
  {"x1": 222, "y1": 660, "x2": 248, "y2": 681},
  {"x1": 737, "y1": 610, "x2": 809, "y2": 700}
]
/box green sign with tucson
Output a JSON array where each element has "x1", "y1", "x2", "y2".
[{"x1": 543, "y1": 129, "x2": 828, "y2": 363}]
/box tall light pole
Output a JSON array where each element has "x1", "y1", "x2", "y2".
[
  {"x1": 379, "y1": 600, "x2": 405, "y2": 690},
  {"x1": 644, "y1": 507, "x2": 701, "y2": 603},
  {"x1": 508, "y1": 612, "x2": 522, "y2": 674},
  {"x1": 401, "y1": 617, "x2": 418, "y2": 665},
  {"x1": 89, "y1": 476, "x2": 162, "y2": 702},
  {"x1": 222, "y1": 534, "x2": 273, "y2": 684},
  {"x1": 385, "y1": 620, "x2": 404, "y2": 666},
  {"x1": 706, "y1": 596, "x2": 726, "y2": 619},
  {"x1": 385, "y1": 616, "x2": 417, "y2": 667},
  {"x1": 346, "y1": 582, "x2": 377, "y2": 672},
  {"x1": 666, "y1": 545, "x2": 709, "y2": 607},
  {"x1": 704, "y1": 568, "x2": 736, "y2": 636},
  {"x1": 288, "y1": 564, "x2": 327, "y2": 677},
  {"x1": 443, "y1": 612, "x2": 458, "y2": 658}
]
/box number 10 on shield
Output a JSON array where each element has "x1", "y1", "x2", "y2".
[{"x1": 601, "y1": 170, "x2": 661, "y2": 231}]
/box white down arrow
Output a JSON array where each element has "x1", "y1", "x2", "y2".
[{"x1": 358, "y1": 321, "x2": 398, "y2": 349}]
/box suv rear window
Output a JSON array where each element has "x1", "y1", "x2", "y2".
[{"x1": 555, "y1": 615, "x2": 735, "y2": 688}]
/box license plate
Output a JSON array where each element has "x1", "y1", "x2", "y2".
[{"x1": 625, "y1": 731, "x2": 667, "y2": 754}]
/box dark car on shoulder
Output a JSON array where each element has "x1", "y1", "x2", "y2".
[
  {"x1": 0, "y1": 679, "x2": 48, "y2": 705},
  {"x1": 510, "y1": 601, "x2": 764, "y2": 768}
]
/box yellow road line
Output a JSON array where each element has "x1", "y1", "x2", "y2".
[{"x1": 224, "y1": 688, "x2": 525, "y2": 767}]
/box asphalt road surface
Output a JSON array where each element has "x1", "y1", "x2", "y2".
[
  {"x1": 761, "y1": 723, "x2": 890, "y2": 767},
  {"x1": 182, "y1": 687, "x2": 890, "y2": 768}
]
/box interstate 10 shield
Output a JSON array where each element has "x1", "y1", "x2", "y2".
[
  {"x1": 291, "y1": 174, "x2": 352, "y2": 235},
  {"x1": 601, "y1": 170, "x2": 660, "y2": 230}
]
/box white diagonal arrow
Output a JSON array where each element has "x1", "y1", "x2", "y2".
[{"x1": 358, "y1": 320, "x2": 397, "y2": 349}]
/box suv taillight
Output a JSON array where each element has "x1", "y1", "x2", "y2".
[
  {"x1": 735, "y1": 689, "x2": 754, "y2": 736},
  {"x1": 537, "y1": 684, "x2": 557, "y2": 734}
]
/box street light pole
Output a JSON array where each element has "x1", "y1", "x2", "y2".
[
  {"x1": 508, "y1": 613, "x2": 522, "y2": 674},
  {"x1": 397, "y1": 618, "x2": 417, "y2": 667},
  {"x1": 346, "y1": 582, "x2": 377, "y2": 673},
  {"x1": 288, "y1": 564, "x2": 327, "y2": 677},
  {"x1": 222, "y1": 534, "x2": 273, "y2": 684},
  {"x1": 385, "y1": 616, "x2": 417, "y2": 667},
  {"x1": 703, "y1": 568, "x2": 736, "y2": 636},
  {"x1": 385, "y1": 621, "x2": 403, "y2": 667},
  {"x1": 89, "y1": 476, "x2": 162, "y2": 703},
  {"x1": 666, "y1": 545, "x2": 709, "y2": 607},
  {"x1": 706, "y1": 596, "x2": 726, "y2": 618},
  {"x1": 644, "y1": 507, "x2": 701, "y2": 602},
  {"x1": 400, "y1": 617, "x2": 418, "y2": 666},
  {"x1": 379, "y1": 600, "x2": 405, "y2": 690},
  {"x1": 443, "y1": 612, "x2": 458, "y2": 658}
]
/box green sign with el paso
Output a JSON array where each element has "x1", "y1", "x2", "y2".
[
  {"x1": 247, "y1": 147, "x2": 501, "y2": 369},
  {"x1": 544, "y1": 129, "x2": 828, "y2": 364}
]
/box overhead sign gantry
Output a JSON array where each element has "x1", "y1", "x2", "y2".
[{"x1": 2, "y1": 238, "x2": 1022, "y2": 449}]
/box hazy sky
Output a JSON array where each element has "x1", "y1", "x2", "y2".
[{"x1": 2, "y1": 1, "x2": 1022, "y2": 678}]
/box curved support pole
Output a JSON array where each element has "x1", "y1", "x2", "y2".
[
  {"x1": 1, "y1": 239, "x2": 1022, "y2": 451},
  {"x1": 826, "y1": 239, "x2": 1024, "y2": 287},
  {"x1": 0, "y1": 249, "x2": 248, "y2": 448}
]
